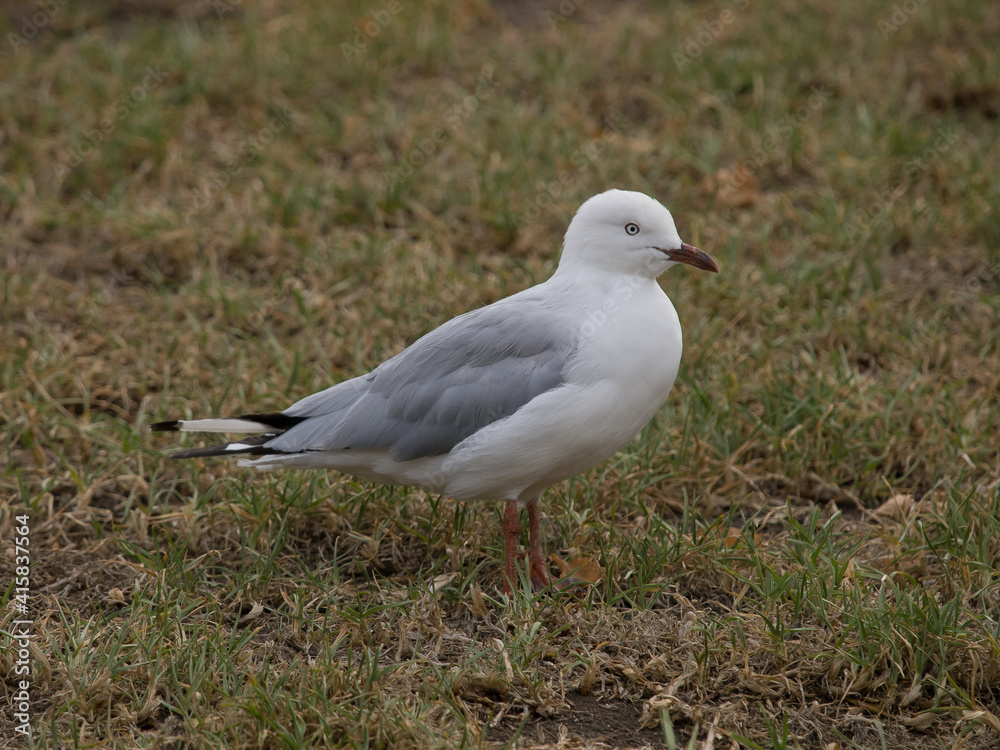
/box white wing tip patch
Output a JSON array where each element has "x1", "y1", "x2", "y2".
[{"x1": 176, "y1": 418, "x2": 274, "y2": 434}]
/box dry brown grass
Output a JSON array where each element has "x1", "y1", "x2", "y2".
[{"x1": 2, "y1": 0, "x2": 1000, "y2": 747}]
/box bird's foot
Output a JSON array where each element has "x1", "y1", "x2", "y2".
[
  {"x1": 527, "y1": 549, "x2": 551, "y2": 590},
  {"x1": 500, "y1": 555, "x2": 551, "y2": 595},
  {"x1": 504, "y1": 550, "x2": 551, "y2": 592}
]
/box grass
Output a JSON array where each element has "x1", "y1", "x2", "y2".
[{"x1": 2, "y1": 0, "x2": 999, "y2": 747}]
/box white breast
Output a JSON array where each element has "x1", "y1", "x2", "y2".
[{"x1": 441, "y1": 275, "x2": 683, "y2": 501}]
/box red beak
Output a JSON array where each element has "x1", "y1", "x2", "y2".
[{"x1": 662, "y1": 242, "x2": 719, "y2": 273}]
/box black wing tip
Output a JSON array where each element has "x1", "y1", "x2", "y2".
[
  {"x1": 239, "y1": 412, "x2": 306, "y2": 431},
  {"x1": 168, "y1": 446, "x2": 228, "y2": 459},
  {"x1": 167, "y1": 445, "x2": 242, "y2": 460},
  {"x1": 151, "y1": 420, "x2": 180, "y2": 432},
  {"x1": 167, "y1": 448, "x2": 201, "y2": 459},
  {"x1": 168, "y1": 435, "x2": 291, "y2": 460}
]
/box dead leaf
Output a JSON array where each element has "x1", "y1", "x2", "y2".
[
  {"x1": 679, "y1": 611, "x2": 698, "y2": 638},
  {"x1": 797, "y1": 472, "x2": 858, "y2": 505},
  {"x1": 900, "y1": 679, "x2": 923, "y2": 707},
  {"x1": 900, "y1": 711, "x2": 936, "y2": 730},
  {"x1": 460, "y1": 673, "x2": 510, "y2": 701},
  {"x1": 723, "y1": 526, "x2": 742, "y2": 547},
  {"x1": 549, "y1": 553, "x2": 602, "y2": 583},
  {"x1": 238, "y1": 602, "x2": 264, "y2": 623},
  {"x1": 578, "y1": 658, "x2": 598, "y2": 695},
  {"x1": 873, "y1": 493, "x2": 915, "y2": 520},
  {"x1": 961, "y1": 708, "x2": 1000, "y2": 733},
  {"x1": 468, "y1": 583, "x2": 488, "y2": 617},
  {"x1": 429, "y1": 572, "x2": 457, "y2": 593}
]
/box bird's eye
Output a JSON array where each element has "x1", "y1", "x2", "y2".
[{"x1": 625, "y1": 222, "x2": 640, "y2": 235}]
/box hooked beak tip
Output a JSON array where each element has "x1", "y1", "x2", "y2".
[{"x1": 664, "y1": 243, "x2": 719, "y2": 273}]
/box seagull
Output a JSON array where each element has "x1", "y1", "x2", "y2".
[{"x1": 152, "y1": 189, "x2": 719, "y2": 592}]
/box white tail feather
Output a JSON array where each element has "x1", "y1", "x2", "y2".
[{"x1": 175, "y1": 418, "x2": 276, "y2": 434}]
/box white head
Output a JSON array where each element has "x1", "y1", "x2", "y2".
[{"x1": 558, "y1": 189, "x2": 718, "y2": 278}]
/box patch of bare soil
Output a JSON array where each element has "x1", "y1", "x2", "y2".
[{"x1": 488, "y1": 693, "x2": 669, "y2": 749}]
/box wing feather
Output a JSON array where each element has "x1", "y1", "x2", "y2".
[{"x1": 268, "y1": 293, "x2": 577, "y2": 461}]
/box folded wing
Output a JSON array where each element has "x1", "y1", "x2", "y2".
[{"x1": 273, "y1": 294, "x2": 578, "y2": 461}]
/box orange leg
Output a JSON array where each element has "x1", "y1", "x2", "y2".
[
  {"x1": 526, "y1": 498, "x2": 550, "y2": 589},
  {"x1": 502, "y1": 499, "x2": 522, "y2": 593}
]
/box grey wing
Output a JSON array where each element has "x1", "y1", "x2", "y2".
[{"x1": 268, "y1": 295, "x2": 578, "y2": 461}]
